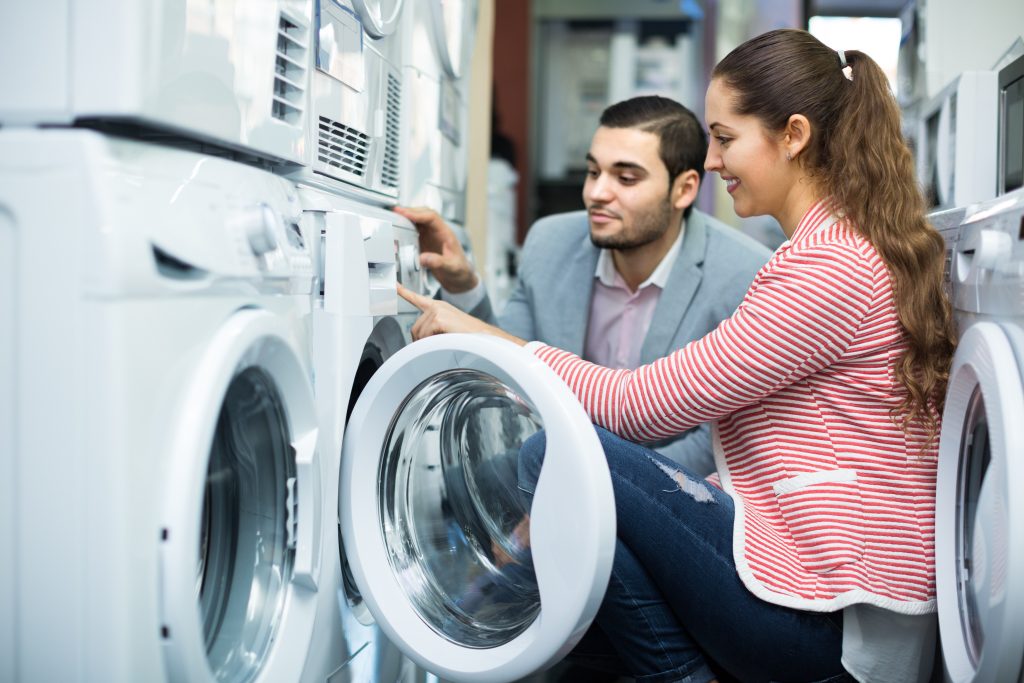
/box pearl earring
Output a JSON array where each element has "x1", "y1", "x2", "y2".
[{"x1": 786, "y1": 151, "x2": 792, "y2": 161}]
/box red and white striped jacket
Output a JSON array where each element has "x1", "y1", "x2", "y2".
[{"x1": 531, "y1": 200, "x2": 937, "y2": 613}]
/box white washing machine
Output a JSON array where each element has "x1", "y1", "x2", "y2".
[
  {"x1": 936, "y1": 187, "x2": 1024, "y2": 682},
  {"x1": 289, "y1": 0, "x2": 407, "y2": 204},
  {"x1": 297, "y1": 185, "x2": 429, "y2": 682},
  {"x1": 297, "y1": 186, "x2": 617, "y2": 683},
  {"x1": 916, "y1": 71, "x2": 999, "y2": 211},
  {"x1": 0, "y1": 1, "x2": 313, "y2": 164},
  {"x1": 397, "y1": 0, "x2": 478, "y2": 225},
  {"x1": 0, "y1": 129, "x2": 325, "y2": 682}
]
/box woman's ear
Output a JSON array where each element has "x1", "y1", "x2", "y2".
[
  {"x1": 784, "y1": 114, "x2": 812, "y2": 161},
  {"x1": 672, "y1": 169, "x2": 701, "y2": 211}
]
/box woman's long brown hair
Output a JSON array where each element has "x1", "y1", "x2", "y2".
[{"x1": 713, "y1": 29, "x2": 956, "y2": 445}]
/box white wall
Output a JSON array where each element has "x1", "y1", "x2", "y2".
[{"x1": 923, "y1": 0, "x2": 1024, "y2": 97}]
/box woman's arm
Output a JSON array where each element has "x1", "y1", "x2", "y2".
[
  {"x1": 398, "y1": 284, "x2": 527, "y2": 345},
  {"x1": 532, "y1": 241, "x2": 878, "y2": 442}
]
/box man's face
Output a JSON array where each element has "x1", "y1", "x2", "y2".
[{"x1": 583, "y1": 126, "x2": 674, "y2": 250}]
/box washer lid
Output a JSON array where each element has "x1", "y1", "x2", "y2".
[
  {"x1": 340, "y1": 334, "x2": 615, "y2": 683},
  {"x1": 937, "y1": 322, "x2": 1024, "y2": 683},
  {"x1": 351, "y1": 0, "x2": 405, "y2": 38}
]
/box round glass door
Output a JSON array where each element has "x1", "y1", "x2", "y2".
[
  {"x1": 160, "y1": 310, "x2": 320, "y2": 683},
  {"x1": 937, "y1": 322, "x2": 1024, "y2": 683},
  {"x1": 340, "y1": 334, "x2": 615, "y2": 683},
  {"x1": 379, "y1": 369, "x2": 542, "y2": 647},
  {"x1": 198, "y1": 367, "x2": 295, "y2": 680}
]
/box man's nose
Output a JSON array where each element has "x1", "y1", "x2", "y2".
[{"x1": 586, "y1": 174, "x2": 613, "y2": 202}]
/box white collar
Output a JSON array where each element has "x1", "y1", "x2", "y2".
[{"x1": 594, "y1": 218, "x2": 686, "y2": 290}]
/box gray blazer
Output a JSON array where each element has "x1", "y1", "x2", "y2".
[{"x1": 472, "y1": 209, "x2": 772, "y2": 475}]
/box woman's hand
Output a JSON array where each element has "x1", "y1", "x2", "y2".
[{"x1": 397, "y1": 284, "x2": 527, "y2": 346}]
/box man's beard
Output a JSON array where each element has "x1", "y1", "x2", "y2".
[{"x1": 589, "y1": 198, "x2": 673, "y2": 251}]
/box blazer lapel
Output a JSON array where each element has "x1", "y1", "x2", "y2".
[
  {"x1": 639, "y1": 212, "x2": 708, "y2": 364},
  {"x1": 555, "y1": 232, "x2": 599, "y2": 356}
]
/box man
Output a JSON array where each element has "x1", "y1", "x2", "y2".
[{"x1": 397, "y1": 95, "x2": 770, "y2": 475}]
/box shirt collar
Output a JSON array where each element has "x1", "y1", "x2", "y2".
[
  {"x1": 790, "y1": 198, "x2": 842, "y2": 244},
  {"x1": 594, "y1": 218, "x2": 686, "y2": 290}
]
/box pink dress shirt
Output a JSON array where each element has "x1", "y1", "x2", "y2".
[{"x1": 584, "y1": 227, "x2": 684, "y2": 369}]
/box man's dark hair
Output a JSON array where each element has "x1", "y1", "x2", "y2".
[{"x1": 599, "y1": 96, "x2": 707, "y2": 218}]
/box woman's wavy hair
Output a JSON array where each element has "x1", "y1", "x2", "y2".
[{"x1": 712, "y1": 29, "x2": 956, "y2": 445}]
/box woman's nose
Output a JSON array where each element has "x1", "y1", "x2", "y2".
[{"x1": 704, "y1": 148, "x2": 721, "y2": 173}]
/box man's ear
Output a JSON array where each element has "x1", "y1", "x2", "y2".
[
  {"x1": 784, "y1": 114, "x2": 812, "y2": 161},
  {"x1": 672, "y1": 169, "x2": 700, "y2": 211}
]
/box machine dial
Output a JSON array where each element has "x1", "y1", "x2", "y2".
[{"x1": 244, "y1": 204, "x2": 281, "y2": 257}]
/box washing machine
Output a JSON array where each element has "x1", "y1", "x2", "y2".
[
  {"x1": 296, "y1": 184, "x2": 429, "y2": 682},
  {"x1": 0, "y1": 129, "x2": 324, "y2": 682},
  {"x1": 916, "y1": 71, "x2": 1000, "y2": 211},
  {"x1": 936, "y1": 187, "x2": 1024, "y2": 682},
  {"x1": 397, "y1": 0, "x2": 478, "y2": 225},
  {"x1": 296, "y1": 187, "x2": 619, "y2": 682},
  {"x1": 0, "y1": 1, "x2": 313, "y2": 164},
  {"x1": 289, "y1": 0, "x2": 406, "y2": 204}
]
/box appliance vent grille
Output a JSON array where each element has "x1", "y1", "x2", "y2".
[
  {"x1": 318, "y1": 116, "x2": 370, "y2": 177},
  {"x1": 273, "y1": 13, "x2": 308, "y2": 124},
  {"x1": 381, "y1": 72, "x2": 402, "y2": 188}
]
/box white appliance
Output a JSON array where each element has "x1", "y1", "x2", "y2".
[
  {"x1": 0, "y1": 129, "x2": 324, "y2": 682},
  {"x1": 397, "y1": 0, "x2": 478, "y2": 224},
  {"x1": 917, "y1": 71, "x2": 999, "y2": 210},
  {"x1": 0, "y1": 2, "x2": 313, "y2": 164},
  {"x1": 998, "y1": 53, "x2": 1024, "y2": 196},
  {"x1": 936, "y1": 188, "x2": 1024, "y2": 682},
  {"x1": 290, "y1": 0, "x2": 406, "y2": 203},
  {"x1": 296, "y1": 185, "x2": 428, "y2": 682},
  {"x1": 339, "y1": 333, "x2": 616, "y2": 683}
]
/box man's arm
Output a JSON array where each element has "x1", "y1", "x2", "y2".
[{"x1": 397, "y1": 204, "x2": 545, "y2": 340}]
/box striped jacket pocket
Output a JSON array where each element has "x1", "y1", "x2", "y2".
[{"x1": 773, "y1": 469, "x2": 865, "y2": 574}]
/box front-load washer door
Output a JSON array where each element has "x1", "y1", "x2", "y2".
[
  {"x1": 160, "y1": 309, "x2": 322, "y2": 683},
  {"x1": 937, "y1": 322, "x2": 1024, "y2": 683},
  {"x1": 340, "y1": 334, "x2": 615, "y2": 683}
]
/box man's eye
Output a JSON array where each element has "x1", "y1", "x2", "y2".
[
  {"x1": 619, "y1": 176, "x2": 637, "y2": 184},
  {"x1": 586, "y1": 169, "x2": 599, "y2": 178}
]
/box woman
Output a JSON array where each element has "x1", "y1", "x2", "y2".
[{"x1": 400, "y1": 29, "x2": 955, "y2": 683}]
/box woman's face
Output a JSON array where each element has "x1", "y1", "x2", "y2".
[{"x1": 704, "y1": 78, "x2": 796, "y2": 222}]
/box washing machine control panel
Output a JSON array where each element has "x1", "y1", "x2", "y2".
[
  {"x1": 228, "y1": 187, "x2": 314, "y2": 294},
  {"x1": 950, "y1": 187, "x2": 1024, "y2": 316}
]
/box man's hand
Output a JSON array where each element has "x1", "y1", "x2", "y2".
[
  {"x1": 398, "y1": 284, "x2": 527, "y2": 346},
  {"x1": 393, "y1": 206, "x2": 478, "y2": 293}
]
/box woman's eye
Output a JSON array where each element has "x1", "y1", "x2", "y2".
[
  {"x1": 716, "y1": 136, "x2": 731, "y2": 146},
  {"x1": 586, "y1": 169, "x2": 599, "y2": 178},
  {"x1": 619, "y1": 176, "x2": 637, "y2": 184}
]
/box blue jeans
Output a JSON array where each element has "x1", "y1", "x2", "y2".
[{"x1": 518, "y1": 427, "x2": 850, "y2": 683}]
